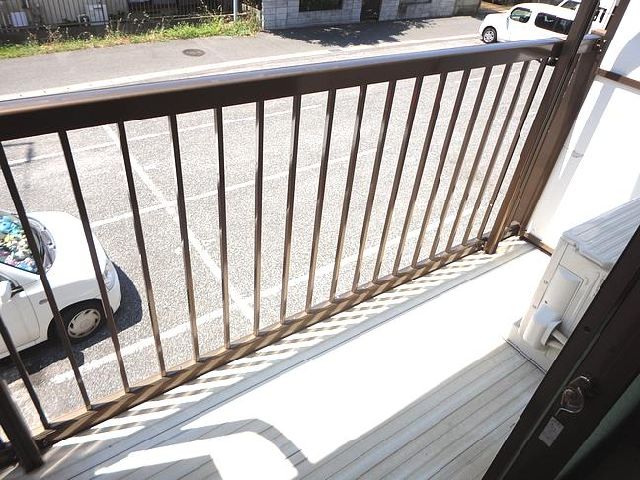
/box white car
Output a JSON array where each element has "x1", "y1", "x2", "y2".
[
  {"x1": 0, "y1": 211, "x2": 121, "y2": 358},
  {"x1": 558, "y1": 0, "x2": 614, "y2": 30},
  {"x1": 480, "y1": 3, "x2": 576, "y2": 44}
]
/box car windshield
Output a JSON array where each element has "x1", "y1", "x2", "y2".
[{"x1": 0, "y1": 212, "x2": 39, "y2": 273}]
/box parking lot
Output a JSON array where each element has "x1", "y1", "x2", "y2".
[{"x1": 0, "y1": 61, "x2": 551, "y2": 430}]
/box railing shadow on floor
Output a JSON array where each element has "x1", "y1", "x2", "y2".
[
  {"x1": 11, "y1": 238, "x2": 533, "y2": 479},
  {"x1": 86, "y1": 342, "x2": 540, "y2": 479}
]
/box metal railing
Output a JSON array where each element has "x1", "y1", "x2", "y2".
[{"x1": 0, "y1": 35, "x2": 598, "y2": 465}]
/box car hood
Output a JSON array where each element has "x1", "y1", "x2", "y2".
[
  {"x1": 482, "y1": 12, "x2": 507, "y2": 24},
  {"x1": 29, "y1": 211, "x2": 108, "y2": 287}
]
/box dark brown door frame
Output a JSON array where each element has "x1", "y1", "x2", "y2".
[{"x1": 484, "y1": 224, "x2": 640, "y2": 480}]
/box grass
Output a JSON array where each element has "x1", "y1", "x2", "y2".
[{"x1": 0, "y1": 16, "x2": 260, "y2": 59}]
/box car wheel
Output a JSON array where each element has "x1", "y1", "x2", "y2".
[
  {"x1": 482, "y1": 27, "x2": 497, "y2": 44},
  {"x1": 51, "y1": 301, "x2": 104, "y2": 342}
]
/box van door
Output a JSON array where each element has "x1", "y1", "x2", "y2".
[
  {"x1": 506, "y1": 6, "x2": 533, "y2": 41},
  {"x1": 0, "y1": 273, "x2": 39, "y2": 355}
]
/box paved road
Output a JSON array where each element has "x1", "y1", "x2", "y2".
[
  {"x1": 0, "y1": 14, "x2": 546, "y2": 431},
  {"x1": 0, "y1": 15, "x2": 495, "y2": 98}
]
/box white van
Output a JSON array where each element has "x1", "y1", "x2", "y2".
[
  {"x1": 558, "y1": 0, "x2": 615, "y2": 30},
  {"x1": 480, "y1": 3, "x2": 576, "y2": 44}
]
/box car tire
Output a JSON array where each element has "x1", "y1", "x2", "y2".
[
  {"x1": 49, "y1": 301, "x2": 105, "y2": 343},
  {"x1": 482, "y1": 27, "x2": 497, "y2": 44}
]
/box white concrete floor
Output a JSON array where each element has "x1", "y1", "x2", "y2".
[{"x1": 2, "y1": 239, "x2": 550, "y2": 480}]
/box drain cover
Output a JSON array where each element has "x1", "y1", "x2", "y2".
[{"x1": 182, "y1": 48, "x2": 205, "y2": 57}]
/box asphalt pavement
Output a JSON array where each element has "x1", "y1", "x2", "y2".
[
  {"x1": 0, "y1": 15, "x2": 495, "y2": 98},
  {"x1": 0, "y1": 11, "x2": 543, "y2": 431}
]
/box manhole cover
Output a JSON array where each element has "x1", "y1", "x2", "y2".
[{"x1": 182, "y1": 48, "x2": 206, "y2": 57}]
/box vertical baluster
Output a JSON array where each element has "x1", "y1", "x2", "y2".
[
  {"x1": 412, "y1": 70, "x2": 471, "y2": 266},
  {"x1": 117, "y1": 122, "x2": 166, "y2": 376},
  {"x1": 0, "y1": 379, "x2": 42, "y2": 472},
  {"x1": 0, "y1": 314, "x2": 49, "y2": 429},
  {"x1": 330, "y1": 85, "x2": 367, "y2": 301},
  {"x1": 305, "y1": 90, "x2": 336, "y2": 311},
  {"x1": 59, "y1": 131, "x2": 130, "y2": 392},
  {"x1": 482, "y1": 60, "x2": 548, "y2": 250},
  {"x1": 352, "y1": 81, "x2": 396, "y2": 291},
  {"x1": 0, "y1": 145, "x2": 91, "y2": 410},
  {"x1": 393, "y1": 73, "x2": 447, "y2": 275},
  {"x1": 393, "y1": 74, "x2": 447, "y2": 275},
  {"x1": 214, "y1": 108, "x2": 232, "y2": 349},
  {"x1": 254, "y1": 101, "x2": 264, "y2": 336},
  {"x1": 429, "y1": 67, "x2": 492, "y2": 259},
  {"x1": 279, "y1": 95, "x2": 302, "y2": 323},
  {"x1": 373, "y1": 77, "x2": 424, "y2": 280},
  {"x1": 461, "y1": 62, "x2": 530, "y2": 245},
  {"x1": 168, "y1": 115, "x2": 200, "y2": 361},
  {"x1": 446, "y1": 64, "x2": 512, "y2": 251}
]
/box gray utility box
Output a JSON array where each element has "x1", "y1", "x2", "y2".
[{"x1": 509, "y1": 197, "x2": 640, "y2": 371}]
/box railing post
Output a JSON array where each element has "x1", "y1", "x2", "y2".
[
  {"x1": 484, "y1": 0, "x2": 626, "y2": 254},
  {"x1": 0, "y1": 380, "x2": 42, "y2": 472}
]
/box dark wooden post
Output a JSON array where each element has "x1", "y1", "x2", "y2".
[
  {"x1": 0, "y1": 380, "x2": 43, "y2": 472},
  {"x1": 484, "y1": 0, "x2": 629, "y2": 254}
]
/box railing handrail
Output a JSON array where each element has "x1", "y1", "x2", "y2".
[
  {"x1": 0, "y1": 37, "x2": 574, "y2": 141},
  {"x1": 0, "y1": 30, "x2": 602, "y2": 456}
]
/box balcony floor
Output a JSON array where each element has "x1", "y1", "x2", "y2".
[{"x1": 3, "y1": 239, "x2": 549, "y2": 480}]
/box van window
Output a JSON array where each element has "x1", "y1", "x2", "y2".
[
  {"x1": 560, "y1": 0, "x2": 606, "y2": 22},
  {"x1": 535, "y1": 13, "x2": 573, "y2": 35},
  {"x1": 555, "y1": 17, "x2": 573, "y2": 34},
  {"x1": 560, "y1": 0, "x2": 580, "y2": 10},
  {"x1": 510, "y1": 7, "x2": 531, "y2": 23}
]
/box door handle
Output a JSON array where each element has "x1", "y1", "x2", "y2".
[{"x1": 558, "y1": 375, "x2": 594, "y2": 415}]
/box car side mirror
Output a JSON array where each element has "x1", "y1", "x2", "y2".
[{"x1": 0, "y1": 281, "x2": 11, "y2": 306}]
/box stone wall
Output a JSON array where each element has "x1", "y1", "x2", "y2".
[
  {"x1": 262, "y1": 0, "x2": 361, "y2": 29},
  {"x1": 380, "y1": 0, "x2": 456, "y2": 21},
  {"x1": 453, "y1": 0, "x2": 480, "y2": 15},
  {"x1": 263, "y1": 0, "x2": 477, "y2": 29}
]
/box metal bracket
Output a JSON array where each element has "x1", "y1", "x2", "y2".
[{"x1": 593, "y1": 38, "x2": 606, "y2": 53}]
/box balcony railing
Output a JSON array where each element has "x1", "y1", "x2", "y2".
[{"x1": 0, "y1": 31, "x2": 600, "y2": 469}]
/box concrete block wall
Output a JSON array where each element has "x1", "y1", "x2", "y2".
[
  {"x1": 263, "y1": 0, "x2": 361, "y2": 29},
  {"x1": 453, "y1": 0, "x2": 479, "y2": 15},
  {"x1": 385, "y1": 0, "x2": 456, "y2": 21},
  {"x1": 264, "y1": 0, "x2": 477, "y2": 29},
  {"x1": 378, "y1": 0, "x2": 399, "y2": 21}
]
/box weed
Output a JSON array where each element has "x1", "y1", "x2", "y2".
[{"x1": 0, "y1": 16, "x2": 260, "y2": 59}]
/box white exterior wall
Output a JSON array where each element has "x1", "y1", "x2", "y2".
[{"x1": 527, "y1": 1, "x2": 640, "y2": 248}]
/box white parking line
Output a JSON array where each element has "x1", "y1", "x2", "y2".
[
  {"x1": 256, "y1": 206, "x2": 474, "y2": 299},
  {"x1": 90, "y1": 146, "x2": 377, "y2": 228},
  {"x1": 51, "y1": 206, "x2": 472, "y2": 385},
  {"x1": 5, "y1": 104, "x2": 322, "y2": 167},
  {"x1": 84, "y1": 66, "x2": 522, "y2": 229},
  {"x1": 51, "y1": 308, "x2": 224, "y2": 384},
  {"x1": 0, "y1": 50, "x2": 330, "y2": 102},
  {"x1": 6, "y1": 140, "x2": 115, "y2": 167},
  {"x1": 5, "y1": 64, "x2": 515, "y2": 168},
  {"x1": 101, "y1": 125, "x2": 254, "y2": 322}
]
